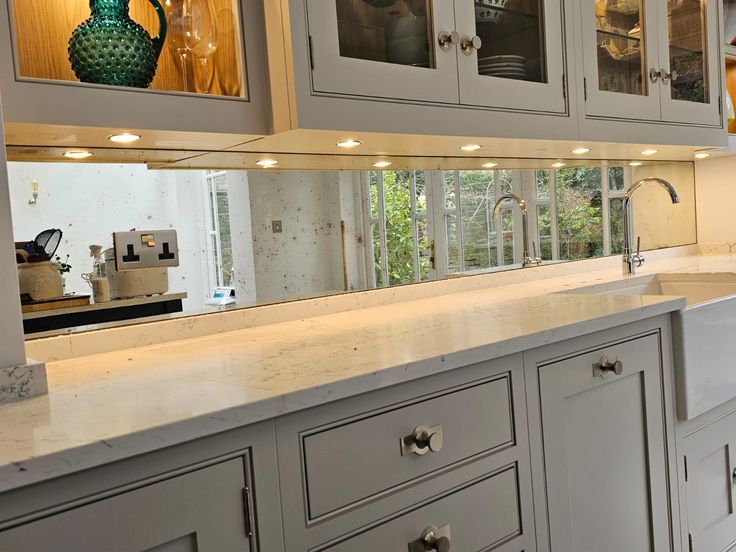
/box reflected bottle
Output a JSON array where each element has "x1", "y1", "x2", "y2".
[{"x1": 68, "y1": 0, "x2": 168, "y2": 88}]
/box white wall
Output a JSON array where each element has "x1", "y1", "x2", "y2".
[
  {"x1": 7, "y1": 163, "x2": 211, "y2": 312},
  {"x1": 0, "y1": 100, "x2": 26, "y2": 367},
  {"x1": 694, "y1": 156, "x2": 736, "y2": 245},
  {"x1": 248, "y1": 171, "x2": 346, "y2": 302}
]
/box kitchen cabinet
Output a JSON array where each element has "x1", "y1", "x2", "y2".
[
  {"x1": 580, "y1": 0, "x2": 722, "y2": 127},
  {"x1": 524, "y1": 317, "x2": 679, "y2": 552},
  {"x1": 0, "y1": 0, "x2": 272, "y2": 143},
  {"x1": 275, "y1": 354, "x2": 536, "y2": 551},
  {"x1": 306, "y1": 0, "x2": 567, "y2": 113},
  {"x1": 681, "y1": 410, "x2": 736, "y2": 552},
  {"x1": 0, "y1": 422, "x2": 284, "y2": 552}
]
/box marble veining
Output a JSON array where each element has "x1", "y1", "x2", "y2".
[
  {"x1": 0, "y1": 360, "x2": 47, "y2": 405},
  {"x1": 0, "y1": 287, "x2": 683, "y2": 493}
]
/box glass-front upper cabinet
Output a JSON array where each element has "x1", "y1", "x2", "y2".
[
  {"x1": 659, "y1": 0, "x2": 721, "y2": 125},
  {"x1": 582, "y1": 0, "x2": 720, "y2": 126},
  {"x1": 306, "y1": 0, "x2": 460, "y2": 103},
  {"x1": 6, "y1": 0, "x2": 248, "y2": 98},
  {"x1": 454, "y1": 0, "x2": 568, "y2": 113}
]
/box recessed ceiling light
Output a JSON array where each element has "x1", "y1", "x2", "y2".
[
  {"x1": 629, "y1": 161, "x2": 643, "y2": 167},
  {"x1": 256, "y1": 159, "x2": 278, "y2": 168},
  {"x1": 641, "y1": 149, "x2": 658, "y2": 156},
  {"x1": 571, "y1": 147, "x2": 591, "y2": 155},
  {"x1": 372, "y1": 160, "x2": 392, "y2": 168},
  {"x1": 63, "y1": 151, "x2": 93, "y2": 159},
  {"x1": 108, "y1": 133, "x2": 141, "y2": 144},
  {"x1": 460, "y1": 144, "x2": 482, "y2": 152},
  {"x1": 337, "y1": 139, "x2": 361, "y2": 148},
  {"x1": 694, "y1": 152, "x2": 711, "y2": 160},
  {"x1": 482, "y1": 162, "x2": 499, "y2": 168},
  {"x1": 550, "y1": 162, "x2": 566, "y2": 168}
]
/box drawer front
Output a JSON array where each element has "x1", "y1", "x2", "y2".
[
  {"x1": 303, "y1": 375, "x2": 514, "y2": 519},
  {"x1": 0, "y1": 458, "x2": 251, "y2": 552},
  {"x1": 325, "y1": 464, "x2": 523, "y2": 552}
]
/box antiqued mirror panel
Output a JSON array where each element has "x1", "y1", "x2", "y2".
[{"x1": 7, "y1": 161, "x2": 695, "y2": 337}]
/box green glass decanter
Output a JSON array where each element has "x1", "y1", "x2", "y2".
[{"x1": 68, "y1": 0, "x2": 167, "y2": 89}]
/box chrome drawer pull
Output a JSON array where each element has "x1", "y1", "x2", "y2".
[
  {"x1": 437, "y1": 31, "x2": 459, "y2": 52},
  {"x1": 409, "y1": 524, "x2": 451, "y2": 552},
  {"x1": 401, "y1": 425, "x2": 444, "y2": 456},
  {"x1": 593, "y1": 356, "x2": 624, "y2": 378},
  {"x1": 460, "y1": 35, "x2": 482, "y2": 56}
]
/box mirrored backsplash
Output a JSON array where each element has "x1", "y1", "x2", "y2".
[{"x1": 8, "y1": 161, "x2": 696, "y2": 337}]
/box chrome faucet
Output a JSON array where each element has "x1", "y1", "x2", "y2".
[
  {"x1": 622, "y1": 177, "x2": 680, "y2": 275},
  {"x1": 492, "y1": 193, "x2": 542, "y2": 268}
]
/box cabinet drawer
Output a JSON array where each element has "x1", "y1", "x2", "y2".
[
  {"x1": 325, "y1": 464, "x2": 523, "y2": 552},
  {"x1": 302, "y1": 374, "x2": 514, "y2": 520},
  {"x1": 0, "y1": 458, "x2": 251, "y2": 552}
]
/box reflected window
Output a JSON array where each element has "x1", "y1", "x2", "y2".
[{"x1": 205, "y1": 170, "x2": 234, "y2": 288}]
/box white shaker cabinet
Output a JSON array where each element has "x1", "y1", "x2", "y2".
[
  {"x1": 681, "y1": 410, "x2": 736, "y2": 552},
  {"x1": 579, "y1": 0, "x2": 722, "y2": 128},
  {"x1": 525, "y1": 318, "x2": 679, "y2": 552}
]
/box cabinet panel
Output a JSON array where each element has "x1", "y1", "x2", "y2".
[
  {"x1": 581, "y1": 0, "x2": 662, "y2": 120},
  {"x1": 325, "y1": 465, "x2": 524, "y2": 552},
  {"x1": 303, "y1": 374, "x2": 514, "y2": 519},
  {"x1": 683, "y1": 411, "x2": 736, "y2": 552},
  {"x1": 533, "y1": 332, "x2": 672, "y2": 552},
  {"x1": 0, "y1": 458, "x2": 252, "y2": 552},
  {"x1": 306, "y1": 0, "x2": 460, "y2": 103},
  {"x1": 657, "y1": 0, "x2": 721, "y2": 126},
  {"x1": 455, "y1": 0, "x2": 568, "y2": 113}
]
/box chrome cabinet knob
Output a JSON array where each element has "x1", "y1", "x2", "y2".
[
  {"x1": 401, "y1": 425, "x2": 444, "y2": 456},
  {"x1": 437, "y1": 31, "x2": 460, "y2": 52},
  {"x1": 460, "y1": 35, "x2": 482, "y2": 56},
  {"x1": 409, "y1": 525, "x2": 451, "y2": 552},
  {"x1": 593, "y1": 356, "x2": 624, "y2": 378},
  {"x1": 660, "y1": 69, "x2": 679, "y2": 83},
  {"x1": 649, "y1": 68, "x2": 662, "y2": 83}
]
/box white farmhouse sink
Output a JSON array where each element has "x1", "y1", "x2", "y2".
[{"x1": 562, "y1": 273, "x2": 736, "y2": 420}]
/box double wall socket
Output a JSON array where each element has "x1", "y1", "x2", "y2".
[{"x1": 112, "y1": 230, "x2": 180, "y2": 271}]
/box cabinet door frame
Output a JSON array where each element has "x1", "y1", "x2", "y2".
[
  {"x1": 524, "y1": 315, "x2": 681, "y2": 552},
  {"x1": 454, "y1": 0, "x2": 569, "y2": 114},
  {"x1": 305, "y1": 0, "x2": 460, "y2": 104},
  {"x1": 656, "y1": 0, "x2": 722, "y2": 126},
  {"x1": 580, "y1": 0, "x2": 663, "y2": 121}
]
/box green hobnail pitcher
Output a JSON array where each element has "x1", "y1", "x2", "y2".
[{"x1": 68, "y1": 0, "x2": 167, "y2": 89}]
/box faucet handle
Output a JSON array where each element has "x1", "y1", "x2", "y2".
[{"x1": 634, "y1": 236, "x2": 645, "y2": 267}]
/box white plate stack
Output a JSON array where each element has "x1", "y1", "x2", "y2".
[{"x1": 477, "y1": 55, "x2": 527, "y2": 80}]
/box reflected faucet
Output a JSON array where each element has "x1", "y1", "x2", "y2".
[
  {"x1": 622, "y1": 177, "x2": 680, "y2": 275},
  {"x1": 492, "y1": 193, "x2": 542, "y2": 268}
]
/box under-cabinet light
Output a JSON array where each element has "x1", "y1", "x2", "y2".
[
  {"x1": 482, "y1": 162, "x2": 499, "y2": 168},
  {"x1": 571, "y1": 147, "x2": 591, "y2": 155},
  {"x1": 256, "y1": 159, "x2": 278, "y2": 168},
  {"x1": 337, "y1": 139, "x2": 362, "y2": 148},
  {"x1": 694, "y1": 152, "x2": 711, "y2": 160},
  {"x1": 373, "y1": 161, "x2": 392, "y2": 168},
  {"x1": 63, "y1": 151, "x2": 93, "y2": 159},
  {"x1": 629, "y1": 162, "x2": 644, "y2": 167},
  {"x1": 460, "y1": 144, "x2": 482, "y2": 152},
  {"x1": 108, "y1": 133, "x2": 141, "y2": 144},
  {"x1": 641, "y1": 149, "x2": 658, "y2": 156},
  {"x1": 550, "y1": 162, "x2": 566, "y2": 168}
]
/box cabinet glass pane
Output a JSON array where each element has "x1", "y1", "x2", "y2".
[
  {"x1": 336, "y1": 0, "x2": 435, "y2": 68},
  {"x1": 594, "y1": 0, "x2": 647, "y2": 96},
  {"x1": 10, "y1": 0, "x2": 246, "y2": 97},
  {"x1": 668, "y1": 0, "x2": 708, "y2": 104},
  {"x1": 474, "y1": 0, "x2": 547, "y2": 83}
]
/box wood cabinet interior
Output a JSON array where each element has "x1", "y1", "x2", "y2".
[
  {"x1": 726, "y1": 57, "x2": 736, "y2": 134},
  {"x1": 10, "y1": 0, "x2": 245, "y2": 97}
]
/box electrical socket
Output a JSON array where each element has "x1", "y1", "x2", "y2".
[{"x1": 113, "y1": 230, "x2": 180, "y2": 271}]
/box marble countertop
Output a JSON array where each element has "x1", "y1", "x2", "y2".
[{"x1": 0, "y1": 293, "x2": 683, "y2": 493}]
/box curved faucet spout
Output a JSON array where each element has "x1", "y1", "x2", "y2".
[
  {"x1": 492, "y1": 193, "x2": 528, "y2": 220},
  {"x1": 622, "y1": 177, "x2": 681, "y2": 275},
  {"x1": 491, "y1": 193, "x2": 539, "y2": 267},
  {"x1": 625, "y1": 177, "x2": 681, "y2": 204}
]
